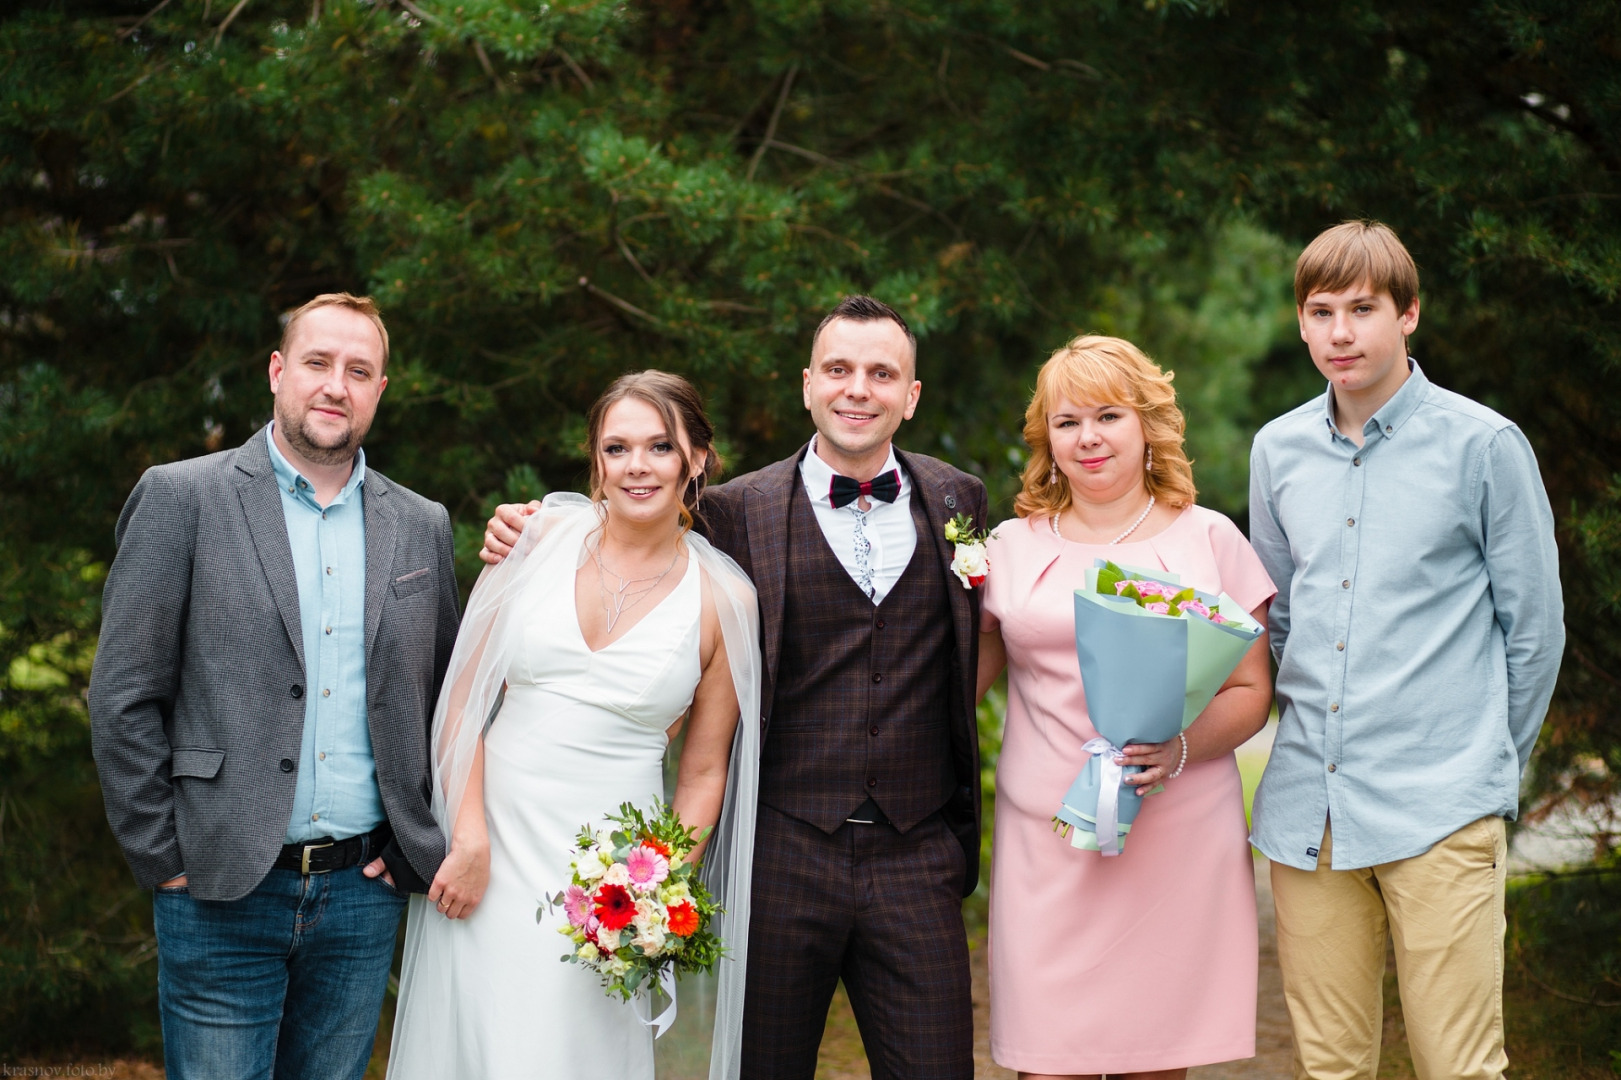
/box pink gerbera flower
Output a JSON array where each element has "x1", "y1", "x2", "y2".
[
  {"x1": 563, "y1": 884, "x2": 592, "y2": 927},
  {"x1": 625, "y1": 844, "x2": 670, "y2": 892}
]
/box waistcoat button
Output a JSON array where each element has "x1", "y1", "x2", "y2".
[
  {"x1": 291, "y1": 684, "x2": 304, "y2": 699},
  {"x1": 875, "y1": 618, "x2": 885, "y2": 630},
  {"x1": 869, "y1": 726, "x2": 880, "y2": 736},
  {"x1": 279, "y1": 758, "x2": 294, "y2": 773},
  {"x1": 866, "y1": 777, "x2": 878, "y2": 788},
  {"x1": 871, "y1": 672, "x2": 882, "y2": 684}
]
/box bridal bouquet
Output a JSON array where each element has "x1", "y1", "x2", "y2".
[
  {"x1": 1053, "y1": 560, "x2": 1263, "y2": 856},
  {"x1": 543, "y1": 800, "x2": 724, "y2": 1007}
]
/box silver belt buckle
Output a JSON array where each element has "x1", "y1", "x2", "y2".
[{"x1": 300, "y1": 842, "x2": 335, "y2": 875}]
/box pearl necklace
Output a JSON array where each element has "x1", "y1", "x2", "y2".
[{"x1": 1051, "y1": 494, "x2": 1156, "y2": 545}]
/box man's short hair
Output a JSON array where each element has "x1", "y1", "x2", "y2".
[
  {"x1": 279, "y1": 293, "x2": 391, "y2": 370},
  {"x1": 812, "y1": 294, "x2": 918, "y2": 357},
  {"x1": 1295, "y1": 221, "x2": 1420, "y2": 314}
]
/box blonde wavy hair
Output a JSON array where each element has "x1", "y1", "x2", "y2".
[{"x1": 1013, "y1": 335, "x2": 1196, "y2": 520}]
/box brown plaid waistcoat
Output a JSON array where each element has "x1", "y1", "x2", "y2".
[{"x1": 762, "y1": 481, "x2": 958, "y2": 833}]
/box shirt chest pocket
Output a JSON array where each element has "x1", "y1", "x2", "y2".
[{"x1": 390, "y1": 567, "x2": 435, "y2": 600}]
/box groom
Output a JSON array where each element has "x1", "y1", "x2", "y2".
[{"x1": 485, "y1": 295, "x2": 985, "y2": 1079}]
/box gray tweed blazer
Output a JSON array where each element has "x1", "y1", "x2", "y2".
[{"x1": 89, "y1": 427, "x2": 459, "y2": 901}]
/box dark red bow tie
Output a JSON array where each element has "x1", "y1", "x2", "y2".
[{"x1": 830, "y1": 469, "x2": 901, "y2": 509}]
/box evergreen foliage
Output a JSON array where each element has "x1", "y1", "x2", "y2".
[{"x1": 2, "y1": 0, "x2": 1616, "y2": 1052}]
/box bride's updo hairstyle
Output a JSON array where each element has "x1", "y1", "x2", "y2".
[
  {"x1": 1013, "y1": 334, "x2": 1197, "y2": 520},
  {"x1": 584, "y1": 370, "x2": 722, "y2": 534}
]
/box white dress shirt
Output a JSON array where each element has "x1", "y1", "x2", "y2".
[{"x1": 798, "y1": 437, "x2": 918, "y2": 605}]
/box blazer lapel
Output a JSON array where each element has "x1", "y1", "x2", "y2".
[
  {"x1": 234, "y1": 429, "x2": 306, "y2": 671},
  {"x1": 362, "y1": 474, "x2": 399, "y2": 661},
  {"x1": 899, "y1": 450, "x2": 976, "y2": 713},
  {"x1": 746, "y1": 453, "x2": 804, "y2": 712}
]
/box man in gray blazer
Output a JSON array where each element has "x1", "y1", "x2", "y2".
[{"x1": 89, "y1": 293, "x2": 460, "y2": 1080}]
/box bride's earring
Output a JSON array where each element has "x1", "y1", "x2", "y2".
[
  {"x1": 1145, "y1": 446, "x2": 1153, "y2": 473},
  {"x1": 1048, "y1": 463, "x2": 1059, "y2": 486}
]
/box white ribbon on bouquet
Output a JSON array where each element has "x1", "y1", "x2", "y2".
[
  {"x1": 1082, "y1": 737, "x2": 1127, "y2": 857},
  {"x1": 636, "y1": 967, "x2": 679, "y2": 1038}
]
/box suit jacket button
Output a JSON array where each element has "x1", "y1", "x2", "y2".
[
  {"x1": 866, "y1": 777, "x2": 878, "y2": 788},
  {"x1": 280, "y1": 758, "x2": 295, "y2": 773},
  {"x1": 291, "y1": 684, "x2": 304, "y2": 699},
  {"x1": 871, "y1": 672, "x2": 882, "y2": 684}
]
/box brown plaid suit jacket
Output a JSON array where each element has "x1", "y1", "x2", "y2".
[{"x1": 699, "y1": 443, "x2": 987, "y2": 895}]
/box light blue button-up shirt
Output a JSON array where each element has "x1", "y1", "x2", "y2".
[
  {"x1": 1248, "y1": 363, "x2": 1564, "y2": 871},
  {"x1": 266, "y1": 425, "x2": 385, "y2": 844}
]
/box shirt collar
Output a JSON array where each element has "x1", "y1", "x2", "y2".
[
  {"x1": 1323, "y1": 358, "x2": 1429, "y2": 442},
  {"x1": 798, "y1": 435, "x2": 908, "y2": 510},
  {"x1": 266, "y1": 422, "x2": 366, "y2": 507}
]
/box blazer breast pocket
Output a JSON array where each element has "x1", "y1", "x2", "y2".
[{"x1": 390, "y1": 566, "x2": 435, "y2": 600}]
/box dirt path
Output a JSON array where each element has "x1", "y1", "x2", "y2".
[{"x1": 814, "y1": 857, "x2": 1295, "y2": 1079}]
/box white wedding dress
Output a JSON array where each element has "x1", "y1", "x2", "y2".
[{"x1": 387, "y1": 497, "x2": 759, "y2": 1080}]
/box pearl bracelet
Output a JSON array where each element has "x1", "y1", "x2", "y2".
[{"x1": 1168, "y1": 732, "x2": 1189, "y2": 779}]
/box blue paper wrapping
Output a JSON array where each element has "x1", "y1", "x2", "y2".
[{"x1": 1055, "y1": 560, "x2": 1263, "y2": 854}]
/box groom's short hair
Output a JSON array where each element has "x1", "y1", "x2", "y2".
[{"x1": 813, "y1": 295, "x2": 917, "y2": 358}]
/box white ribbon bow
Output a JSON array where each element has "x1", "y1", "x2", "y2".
[
  {"x1": 637, "y1": 968, "x2": 678, "y2": 1038},
  {"x1": 1082, "y1": 737, "x2": 1127, "y2": 858}
]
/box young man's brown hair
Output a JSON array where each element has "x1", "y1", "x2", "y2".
[
  {"x1": 279, "y1": 292, "x2": 391, "y2": 370},
  {"x1": 1294, "y1": 220, "x2": 1420, "y2": 313}
]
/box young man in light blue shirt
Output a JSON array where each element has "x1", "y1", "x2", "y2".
[{"x1": 1248, "y1": 221, "x2": 1564, "y2": 1080}]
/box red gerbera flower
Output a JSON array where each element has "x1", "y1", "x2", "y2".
[
  {"x1": 594, "y1": 884, "x2": 636, "y2": 931},
  {"x1": 666, "y1": 900, "x2": 699, "y2": 937}
]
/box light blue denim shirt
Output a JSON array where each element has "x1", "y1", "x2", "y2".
[
  {"x1": 1248, "y1": 363, "x2": 1564, "y2": 871},
  {"x1": 266, "y1": 425, "x2": 385, "y2": 844}
]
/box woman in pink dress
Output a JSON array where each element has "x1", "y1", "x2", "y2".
[{"x1": 976, "y1": 335, "x2": 1276, "y2": 1080}]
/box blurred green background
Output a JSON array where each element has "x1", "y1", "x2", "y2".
[{"x1": 2, "y1": 0, "x2": 1618, "y2": 1068}]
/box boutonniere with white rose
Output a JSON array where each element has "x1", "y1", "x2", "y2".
[{"x1": 944, "y1": 513, "x2": 995, "y2": 589}]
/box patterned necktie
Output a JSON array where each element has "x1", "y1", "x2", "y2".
[{"x1": 849, "y1": 504, "x2": 875, "y2": 599}]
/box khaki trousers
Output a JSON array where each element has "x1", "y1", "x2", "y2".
[{"x1": 1271, "y1": 816, "x2": 1509, "y2": 1080}]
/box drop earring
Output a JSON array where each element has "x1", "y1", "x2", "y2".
[
  {"x1": 1048, "y1": 463, "x2": 1059, "y2": 485},
  {"x1": 1145, "y1": 446, "x2": 1153, "y2": 472}
]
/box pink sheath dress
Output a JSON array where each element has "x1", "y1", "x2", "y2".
[{"x1": 981, "y1": 506, "x2": 1276, "y2": 1075}]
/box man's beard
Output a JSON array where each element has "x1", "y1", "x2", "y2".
[{"x1": 277, "y1": 398, "x2": 365, "y2": 467}]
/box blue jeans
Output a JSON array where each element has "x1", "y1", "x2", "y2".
[{"x1": 153, "y1": 864, "x2": 408, "y2": 1080}]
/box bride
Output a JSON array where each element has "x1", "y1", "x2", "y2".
[{"x1": 387, "y1": 371, "x2": 761, "y2": 1080}]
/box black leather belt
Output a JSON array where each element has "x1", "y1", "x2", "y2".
[{"x1": 275, "y1": 824, "x2": 391, "y2": 875}]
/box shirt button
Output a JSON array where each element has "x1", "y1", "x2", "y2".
[
  {"x1": 1342, "y1": 579, "x2": 1350, "y2": 589},
  {"x1": 1328, "y1": 764, "x2": 1338, "y2": 773},
  {"x1": 322, "y1": 688, "x2": 331, "y2": 698},
  {"x1": 291, "y1": 684, "x2": 304, "y2": 699},
  {"x1": 866, "y1": 777, "x2": 878, "y2": 788},
  {"x1": 1336, "y1": 641, "x2": 1345, "y2": 651},
  {"x1": 1330, "y1": 703, "x2": 1340, "y2": 712},
  {"x1": 312, "y1": 813, "x2": 320, "y2": 821},
  {"x1": 288, "y1": 485, "x2": 296, "y2": 494},
  {"x1": 1353, "y1": 457, "x2": 1362, "y2": 466},
  {"x1": 322, "y1": 512, "x2": 327, "y2": 520},
  {"x1": 1346, "y1": 518, "x2": 1355, "y2": 527},
  {"x1": 325, "y1": 626, "x2": 332, "y2": 635},
  {"x1": 319, "y1": 751, "x2": 327, "y2": 760},
  {"x1": 869, "y1": 726, "x2": 880, "y2": 736},
  {"x1": 326, "y1": 567, "x2": 333, "y2": 575},
  {"x1": 1385, "y1": 425, "x2": 1393, "y2": 434},
  {"x1": 871, "y1": 672, "x2": 883, "y2": 684},
  {"x1": 280, "y1": 758, "x2": 294, "y2": 772}
]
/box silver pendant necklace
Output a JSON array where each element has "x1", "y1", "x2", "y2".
[
  {"x1": 1051, "y1": 493, "x2": 1156, "y2": 545},
  {"x1": 594, "y1": 543, "x2": 680, "y2": 633}
]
